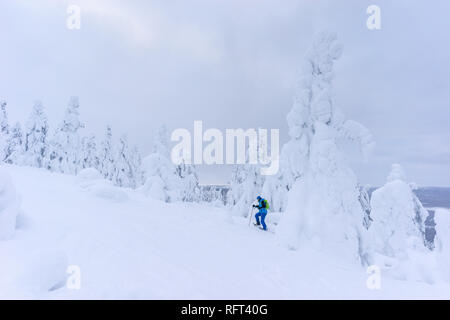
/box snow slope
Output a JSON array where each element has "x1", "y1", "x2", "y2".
[{"x1": 1, "y1": 165, "x2": 450, "y2": 299}]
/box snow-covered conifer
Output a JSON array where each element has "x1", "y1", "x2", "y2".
[
  {"x1": 370, "y1": 164, "x2": 429, "y2": 258},
  {"x1": 358, "y1": 184, "x2": 372, "y2": 230},
  {"x1": 114, "y1": 135, "x2": 142, "y2": 188},
  {"x1": 140, "y1": 126, "x2": 179, "y2": 202},
  {"x1": 0, "y1": 101, "x2": 10, "y2": 136},
  {"x1": 81, "y1": 134, "x2": 100, "y2": 170},
  {"x1": 99, "y1": 126, "x2": 116, "y2": 180},
  {"x1": 23, "y1": 101, "x2": 49, "y2": 168},
  {"x1": 276, "y1": 32, "x2": 374, "y2": 264},
  {"x1": 228, "y1": 146, "x2": 264, "y2": 216},
  {"x1": 46, "y1": 97, "x2": 84, "y2": 174},
  {"x1": 4, "y1": 122, "x2": 24, "y2": 164},
  {"x1": 130, "y1": 146, "x2": 144, "y2": 187},
  {"x1": 176, "y1": 161, "x2": 200, "y2": 202}
]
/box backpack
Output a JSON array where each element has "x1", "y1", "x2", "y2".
[{"x1": 263, "y1": 199, "x2": 270, "y2": 210}]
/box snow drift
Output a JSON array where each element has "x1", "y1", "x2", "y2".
[{"x1": 0, "y1": 166, "x2": 21, "y2": 240}]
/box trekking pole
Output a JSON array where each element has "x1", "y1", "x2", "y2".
[{"x1": 248, "y1": 206, "x2": 255, "y2": 227}]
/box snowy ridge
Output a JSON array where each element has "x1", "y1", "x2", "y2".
[{"x1": 1, "y1": 165, "x2": 450, "y2": 299}]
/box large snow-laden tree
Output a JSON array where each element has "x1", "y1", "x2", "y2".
[
  {"x1": 140, "y1": 126, "x2": 179, "y2": 202},
  {"x1": 46, "y1": 97, "x2": 84, "y2": 174},
  {"x1": 370, "y1": 164, "x2": 430, "y2": 257},
  {"x1": 4, "y1": 122, "x2": 24, "y2": 164},
  {"x1": 276, "y1": 32, "x2": 375, "y2": 265},
  {"x1": 23, "y1": 101, "x2": 49, "y2": 168}
]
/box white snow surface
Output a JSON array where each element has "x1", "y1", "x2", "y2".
[
  {"x1": 0, "y1": 167, "x2": 21, "y2": 240},
  {"x1": 1, "y1": 165, "x2": 450, "y2": 299}
]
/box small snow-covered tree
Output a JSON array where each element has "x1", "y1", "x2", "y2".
[
  {"x1": 228, "y1": 146, "x2": 264, "y2": 217},
  {"x1": 261, "y1": 171, "x2": 289, "y2": 213},
  {"x1": 368, "y1": 164, "x2": 438, "y2": 282},
  {"x1": 140, "y1": 126, "x2": 179, "y2": 202},
  {"x1": 23, "y1": 101, "x2": 49, "y2": 168},
  {"x1": 80, "y1": 134, "x2": 100, "y2": 170},
  {"x1": 369, "y1": 164, "x2": 429, "y2": 258},
  {"x1": 0, "y1": 101, "x2": 11, "y2": 161},
  {"x1": 176, "y1": 161, "x2": 200, "y2": 202},
  {"x1": 114, "y1": 135, "x2": 142, "y2": 189},
  {"x1": 4, "y1": 122, "x2": 24, "y2": 164},
  {"x1": 0, "y1": 101, "x2": 10, "y2": 136},
  {"x1": 276, "y1": 32, "x2": 375, "y2": 265},
  {"x1": 46, "y1": 97, "x2": 84, "y2": 174},
  {"x1": 130, "y1": 146, "x2": 144, "y2": 187},
  {"x1": 99, "y1": 126, "x2": 116, "y2": 180}
]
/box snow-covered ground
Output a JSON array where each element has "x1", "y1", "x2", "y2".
[{"x1": 1, "y1": 165, "x2": 450, "y2": 299}]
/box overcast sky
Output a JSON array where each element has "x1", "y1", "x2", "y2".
[{"x1": 1, "y1": 0, "x2": 449, "y2": 186}]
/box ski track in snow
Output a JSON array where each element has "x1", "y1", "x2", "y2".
[{"x1": 1, "y1": 165, "x2": 450, "y2": 299}]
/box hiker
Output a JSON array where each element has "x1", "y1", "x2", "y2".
[{"x1": 253, "y1": 196, "x2": 269, "y2": 231}]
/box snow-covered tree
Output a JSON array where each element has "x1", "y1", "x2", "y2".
[
  {"x1": 369, "y1": 164, "x2": 429, "y2": 258},
  {"x1": 0, "y1": 101, "x2": 10, "y2": 136},
  {"x1": 80, "y1": 134, "x2": 100, "y2": 170},
  {"x1": 46, "y1": 97, "x2": 84, "y2": 174},
  {"x1": 114, "y1": 135, "x2": 143, "y2": 189},
  {"x1": 99, "y1": 126, "x2": 116, "y2": 180},
  {"x1": 276, "y1": 32, "x2": 375, "y2": 265},
  {"x1": 4, "y1": 122, "x2": 24, "y2": 164},
  {"x1": 140, "y1": 126, "x2": 179, "y2": 202},
  {"x1": 23, "y1": 101, "x2": 49, "y2": 168},
  {"x1": 130, "y1": 146, "x2": 144, "y2": 187},
  {"x1": 0, "y1": 101, "x2": 10, "y2": 161},
  {"x1": 228, "y1": 146, "x2": 264, "y2": 217},
  {"x1": 202, "y1": 185, "x2": 227, "y2": 204},
  {"x1": 176, "y1": 161, "x2": 200, "y2": 202},
  {"x1": 260, "y1": 132, "x2": 288, "y2": 212},
  {"x1": 261, "y1": 172, "x2": 289, "y2": 213},
  {"x1": 358, "y1": 184, "x2": 372, "y2": 230}
]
